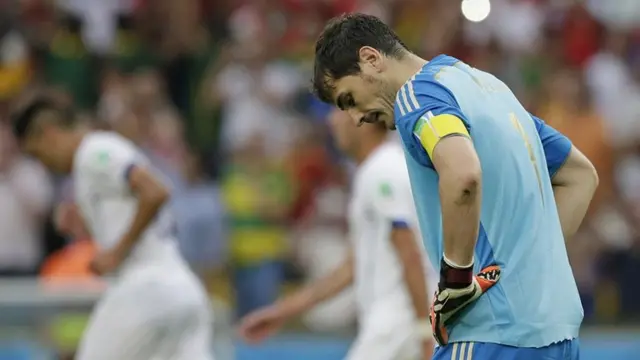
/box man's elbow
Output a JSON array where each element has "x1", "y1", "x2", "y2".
[
  {"x1": 153, "y1": 185, "x2": 171, "y2": 205},
  {"x1": 572, "y1": 148, "x2": 599, "y2": 193},
  {"x1": 584, "y1": 160, "x2": 599, "y2": 195},
  {"x1": 129, "y1": 167, "x2": 171, "y2": 207},
  {"x1": 142, "y1": 183, "x2": 171, "y2": 207},
  {"x1": 459, "y1": 167, "x2": 482, "y2": 193},
  {"x1": 553, "y1": 146, "x2": 599, "y2": 193},
  {"x1": 445, "y1": 165, "x2": 482, "y2": 203}
]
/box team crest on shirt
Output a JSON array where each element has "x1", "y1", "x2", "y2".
[
  {"x1": 379, "y1": 182, "x2": 393, "y2": 198},
  {"x1": 96, "y1": 150, "x2": 110, "y2": 166}
]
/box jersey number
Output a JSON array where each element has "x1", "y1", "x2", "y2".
[{"x1": 509, "y1": 113, "x2": 544, "y2": 203}]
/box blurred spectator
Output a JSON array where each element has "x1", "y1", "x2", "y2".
[
  {"x1": 0, "y1": 122, "x2": 53, "y2": 276},
  {"x1": 480, "y1": 0, "x2": 544, "y2": 55},
  {"x1": 54, "y1": 0, "x2": 134, "y2": 54},
  {"x1": 173, "y1": 149, "x2": 227, "y2": 277},
  {"x1": 539, "y1": 68, "x2": 614, "y2": 216},
  {"x1": 0, "y1": 14, "x2": 31, "y2": 101},
  {"x1": 177, "y1": 25, "x2": 227, "y2": 164},
  {"x1": 221, "y1": 134, "x2": 294, "y2": 318},
  {"x1": 0, "y1": 0, "x2": 639, "y2": 338},
  {"x1": 109, "y1": 14, "x2": 157, "y2": 73},
  {"x1": 561, "y1": 2, "x2": 602, "y2": 68},
  {"x1": 291, "y1": 119, "x2": 355, "y2": 332},
  {"x1": 38, "y1": 12, "x2": 99, "y2": 109},
  {"x1": 129, "y1": 69, "x2": 186, "y2": 171},
  {"x1": 394, "y1": 0, "x2": 432, "y2": 54},
  {"x1": 538, "y1": 68, "x2": 615, "y2": 319},
  {"x1": 587, "y1": 0, "x2": 640, "y2": 31},
  {"x1": 100, "y1": 68, "x2": 185, "y2": 187},
  {"x1": 213, "y1": 40, "x2": 304, "y2": 158},
  {"x1": 585, "y1": 30, "x2": 640, "y2": 147},
  {"x1": 617, "y1": 154, "x2": 640, "y2": 220}
]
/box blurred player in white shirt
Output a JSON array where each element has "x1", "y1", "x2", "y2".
[
  {"x1": 239, "y1": 109, "x2": 436, "y2": 360},
  {"x1": 11, "y1": 97, "x2": 213, "y2": 360}
]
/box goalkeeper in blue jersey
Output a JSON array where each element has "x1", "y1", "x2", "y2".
[{"x1": 312, "y1": 13, "x2": 598, "y2": 359}]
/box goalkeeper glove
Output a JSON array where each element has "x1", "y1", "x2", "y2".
[{"x1": 429, "y1": 258, "x2": 501, "y2": 346}]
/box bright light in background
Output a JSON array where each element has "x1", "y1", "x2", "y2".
[{"x1": 461, "y1": 0, "x2": 491, "y2": 23}]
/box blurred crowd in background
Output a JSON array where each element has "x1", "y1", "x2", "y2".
[{"x1": 0, "y1": 0, "x2": 640, "y2": 346}]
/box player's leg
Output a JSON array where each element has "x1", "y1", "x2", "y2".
[
  {"x1": 345, "y1": 325, "x2": 417, "y2": 360},
  {"x1": 154, "y1": 298, "x2": 215, "y2": 360},
  {"x1": 150, "y1": 271, "x2": 214, "y2": 360},
  {"x1": 162, "y1": 315, "x2": 214, "y2": 360},
  {"x1": 76, "y1": 283, "x2": 163, "y2": 360}
]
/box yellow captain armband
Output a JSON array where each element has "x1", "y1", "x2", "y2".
[{"x1": 413, "y1": 113, "x2": 470, "y2": 159}]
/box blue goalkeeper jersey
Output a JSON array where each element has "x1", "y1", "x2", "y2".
[{"x1": 394, "y1": 55, "x2": 583, "y2": 347}]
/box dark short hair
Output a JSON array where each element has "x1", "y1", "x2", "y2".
[
  {"x1": 313, "y1": 13, "x2": 408, "y2": 103},
  {"x1": 11, "y1": 97, "x2": 74, "y2": 141}
]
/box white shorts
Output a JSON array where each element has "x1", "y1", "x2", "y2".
[
  {"x1": 76, "y1": 266, "x2": 214, "y2": 360},
  {"x1": 345, "y1": 324, "x2": 420, "y2": 360}
]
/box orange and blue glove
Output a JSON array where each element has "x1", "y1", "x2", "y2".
[{"x1": 429, "y1": 258, "x2": 501, "y2": 346}]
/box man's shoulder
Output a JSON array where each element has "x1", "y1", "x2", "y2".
[
  {"x1": 398, "y1": 54, "x2": 461, "y2": 94},
  {"x1": 82, "y1": 131, "x2": 134, "y2": 151},
  {"x1": 394, "y1": 55, "x2": 463, "y2": 131},
  {"x1": 73, "y1": 132, "x2": 138, "y2": 177},
  {"x1": 78, "y1": 131, "x2": 134, "y2": 157},
  {"x1": 356, "y1": 143, "x2": 408, "y2": 189}
]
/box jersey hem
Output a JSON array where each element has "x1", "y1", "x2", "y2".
[{"x1": 448, "y1": 324, "x2": 580, "y2": 348}]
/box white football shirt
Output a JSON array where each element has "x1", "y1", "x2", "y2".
[
  {"x1": 73, "y1": 132, "x2": 184, "y2": 275},
  {"x1": 348, "y1": 141, "x2": 437, "y2": 330}
]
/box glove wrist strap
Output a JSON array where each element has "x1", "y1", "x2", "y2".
[{"x1": 440, "y1": 256, "x2": 473, "y2": 289}]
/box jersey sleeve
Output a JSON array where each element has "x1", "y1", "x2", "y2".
[
  {"x1": 396, "y1": 80, "x2": 471, "y2": 168},
  {"x1": 369, "y1": 171, "x2": 416, "y2": 229},
  {"x1": 530, "y1": 114, "x2": 572, "y2": 178},
  {"x1": 78, "y1": 137, "x2": 142, "y2": 194}
]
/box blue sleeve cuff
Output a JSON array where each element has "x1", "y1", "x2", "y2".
[
  {"x1": 531, "y1": 114, "x2": 572, "y2": 177},
  {"x1": 391, "y1": 220, "x2": 410, "y2": 229},
  {"x1": 123, "y1": 163, "x2": 137, "y2": 182}
]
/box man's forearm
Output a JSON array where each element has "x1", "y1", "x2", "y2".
[
  {"x1": 553, "y1": 182, "x2": 596, "y2": 240},
  {"x1": 432, "y1": 136, "x2": 482, "y2": 267},
  {"x1": 115, "y1": 167, "x2": 171, "y2": 257},
  {"x1": 391, "y1": 228, "x2": 430, "y2": 320},
  {"x1": 440, "y1": 175, "x2": 482, "y2": 266},
  {"x1": 278, "y1": 253, "x2": 354, "y2": 317},
  {"x1": 116, "y1": 192, "x2": 167, "y2": 256},
  {"x1": 551, "y1": 146, "x2": 598, "y2": 240}
]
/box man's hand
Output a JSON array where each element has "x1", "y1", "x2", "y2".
[
  {"x1": 89, "y1": 248, "x2": 126, "y2": 275},
  {"x1": 238, "y1": 305, "x2": 290, "y2": 344},
  {"x1": 238, "y1": 254, "x2": 355, "y2": 345},
  {"x1": 55, "y1": 202, "x2": 90, "y2": 238},
  {"x1": 430, "y1": 260, "x2": 501, "y2": 345}
]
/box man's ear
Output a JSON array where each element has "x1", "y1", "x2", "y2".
[{"x1": 358, "y1": 46, "x2": 383, "y2": 72}]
